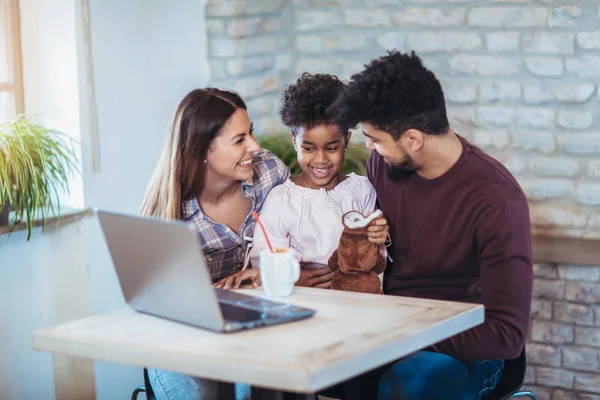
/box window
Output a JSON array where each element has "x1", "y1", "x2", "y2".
[{"x1": 0, "y1": 0, "x2": 23, "y2": 123}]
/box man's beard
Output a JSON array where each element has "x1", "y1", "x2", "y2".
[{"x1": 385, "y1": 157, "x2": 418, "y2": 181}]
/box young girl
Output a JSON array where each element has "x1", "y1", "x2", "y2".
[{"x1": 249, "y1": 73, "x2": 388, "y2": 288}]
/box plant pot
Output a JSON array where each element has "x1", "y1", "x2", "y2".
[{"x1": 0, "y1": 201, "x2": 8, "y2": 226}]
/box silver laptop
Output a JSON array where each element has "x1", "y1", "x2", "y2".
[{"x1": 95, "y1": 209, "x2": 315, "y2": 333}]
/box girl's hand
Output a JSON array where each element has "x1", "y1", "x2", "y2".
[
  {"x1": 367, "y1": 215, "x2": 389, "y2": 245},
  {"x1": 297, "y1": 263, "x2": 333, "y2": 289},
  {"x1": 214, "y1": 269, "x2": 261, "y2": 290}
]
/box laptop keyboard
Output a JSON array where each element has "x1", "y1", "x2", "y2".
[{"x1": 219, "y1": 302, "x2": 265, "y2": 323}]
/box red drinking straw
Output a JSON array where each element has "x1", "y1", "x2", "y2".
[{"x1": 252, "y1": 210, "x2": 274, "y2": 253}]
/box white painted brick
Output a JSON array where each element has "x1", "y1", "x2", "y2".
[
  {"x1": 575, "y1": 372, "x2": 600, "y2": 394},
  {"x1": 485, "y1": 32, "x2": 520, "y2": 52},
  {"x1": 566, "y1": 56, "x2": 600, "y2": 78},
  {"x1": 376, "y1": 33, "x2": 406, "y2": 51},
  {"x1": 295, "y1": 11, "x2": 341, "y2": 31},
  {"x1": 206, "y1": 1, "x2": 282, "y2": 17},
  {"x1": 340, "y1": 59, "x2": 367, "y2": 80},
  {"x1": 207, "y1": 20, "x2": 226, "y2": 35},
  {"x1": 523, "y1": 85, "x2": 553, "y2": 104},
  {"x1": 576, "y1": 183, "x2": 600, "y2": 206},
  {"x1": 235, "y1": 75, "x2": 280, "y2": 99},
  {"x1": 407, "y1": 32, "x2": 481, "y2": 52},
  {"x1": 522, "y1": 178, "x2": 574, "y2": 199},
  {"x1": 393, "y1": 8, "x2": 465, "y2": 26},
  {"x1": 512, "y1": 130, "x2": 555, "y2": 153},
  {"x1": 530, "y1": 205, "x2": 587, "y2": 228},
  {"x1": 559, "y1": 133, "x2": 600, "y2": 155},
  {"x1": 531, "y1": 320, "x2": 573, "y2": 344},
  {"x1": 562, "y1": 346, "x2": 598, "y2": 372},
  {"x1": 574, "y1": 326, "x2": 600, "y2": 347},
  {"x1": 548, "y1": 6, "x2": 583, "y2": 28},
  {"x1": 209, "y1": 38, "x2": 237, "y2": 58},
  {"x1": 557, "y1": 110, "x2": 595, "y2": 130},
  {"x1": 526, "y1": 57, "x2": 563, "y2": 77},
  {"x1": 502, "y1": 155, "x2": 528, "y2": 175},
  {"x1": 516, "y1": 108, "x2": 556, "y2": 129},
  {"x1": 449, "y1": 56, "x2": 519, "y2": 76},
  {"x1": 577, "y1": 31, "x2": 600, "y2": 50},
  {"x1": 246, "y1": 96, "x2": 273, "y2": 118},
  {"x1": 559, "y1": 266, "x2": 600, "y2": 282},
  {"x1": 227, "y1": 18, "x2": 281, "y2": 38},
  {"x1": 253, "y1": 116, "x2": 282, "y2": 135},
  {"x1": 447, "y1": 106, "x2": 476, "y2": 128},
  {"x1": 294, "y1": 58, "x2": 342, "y2": 74},
  {"x1": 227, "y1": 56, "x2": 272, "y2": 76},
  {"x1": 274, "y1": 53, "x2": 291, "y2": 72},
  {"x1": 343, "y1": 9, "x2": 391, "y2": 27},
  {"x1": 442, "y1": 82, "x2": 477, "y2": 104},
  {"x1": 553, "y1": 83, "x2": 596, "y2": 103},
  {"x1": 527, "y1": 343, "x2": 561, "y2": 367},
  {"x1": 472, "y1": 129, "x2": 510, "y2": 149},
  {"x1": 531, "y1": 157, "x2": 579, "y2": 177},
  {"x1": 588, "y1": 160, "x2": 600, "y2": 178},
  {"x1": 479, "y1": 82, "x2": 520, "y2": 103},
  {"x1": 476, "y1": 106, "x2": 515, "y2": 127},
  {"x1": 467, "y1": 7, "x2": 548, "y2": 27},
  {"x1": 523, "y1": 32, "x2": 574, "y2": 54},
  {"x1": 209, "y1": 60, "x2": 228, "y2": 80},
  {"x1": 297, "y1": 35, "x2": 367, "y2": 53}
]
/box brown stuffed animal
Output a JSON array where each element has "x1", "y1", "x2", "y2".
[{"x1": 327, "y1": 210, "x2": 386, "y2": 294}]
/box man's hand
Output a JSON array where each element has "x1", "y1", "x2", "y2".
[
  {"x1": 214, "y1": 269, "x2": 261, "y2": 290},
  {"x1": 367, "y1": 215, "x2": 389, "y2": 244},
  {"x1": 297, "y1": 264, "x2": 333, "y2": 289}
]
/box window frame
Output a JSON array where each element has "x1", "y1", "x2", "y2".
[{"x1": 1, "y1": 0, "x2": 24, "y2": 118}]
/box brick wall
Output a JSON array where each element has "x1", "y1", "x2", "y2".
[
  {"x1": 206, "y1": 0, "x2": 600, "y2": 240},
  {"x1": 204, "y1": 3, "x2": 600, "y2": 396},
  {"x1": 525, "y1": 263, "x2": 600, "y2": 399}
]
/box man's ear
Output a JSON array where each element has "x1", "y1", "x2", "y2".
[
  {"x1": 403, "y1": 129, "x2": 425, "y2": 151},
  {"x1": 289, "y1": 131, "x2": 297, "y2": 151}
]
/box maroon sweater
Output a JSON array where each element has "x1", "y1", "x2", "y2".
[{"x1": 368, "y1": 136, "x2": 533, "y2": 361}]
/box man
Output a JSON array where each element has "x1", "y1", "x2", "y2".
[{"x1": 329, "y1": 51, "x2": 533, "y2": 399}]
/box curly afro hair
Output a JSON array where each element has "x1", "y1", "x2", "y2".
[
  {"x1": 280, "y1": 72, "x2": 351, "y2": 136},
  {"x1": 329, "y1": 51, "x2": 449, "y2": 139}
]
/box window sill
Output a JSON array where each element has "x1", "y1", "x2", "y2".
[{"x1": 0, "y1": 207, "x2": 93, "y2": 236}]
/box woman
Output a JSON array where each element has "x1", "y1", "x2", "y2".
[{"x1": 139, "y1": 88, "x2": 290, "y2": 399}]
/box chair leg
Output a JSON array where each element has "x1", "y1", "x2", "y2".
[
  {"x1": 131, "y1": 386, "x2": 146, "y2": 400},
  {"x1": 511, "y1": 391, "x2": 538, "y2": 400}
]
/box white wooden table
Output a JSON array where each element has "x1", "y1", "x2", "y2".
[{"x1": 33, "y1": 287, "x2": 483, "y2": 399}]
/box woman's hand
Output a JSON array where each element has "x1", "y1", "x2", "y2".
[
  {"x1": 367, "y1": 215, "x2": 389, "y2": 245},
  {"x1": 297, "y1": 263, "x2": 333, "y2": 289},
  {"x1": 214, "y1": 269, "x2": 261, "y2": 290}
]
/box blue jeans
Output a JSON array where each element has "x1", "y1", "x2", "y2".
[
  {"x1": 321, "y1": 350, "x2": 504, "y2": 400},
  {"x1": 148, "y1": 368, "x2": 251, "y2": 400}
]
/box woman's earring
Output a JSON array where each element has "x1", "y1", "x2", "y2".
[{"x1": 204, "y1": 159, "x2": 207, "y2": 164}]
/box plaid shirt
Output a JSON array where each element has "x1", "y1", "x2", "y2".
[{"x1": 182, "y1": 149, "x2": 291, "y2": 282}]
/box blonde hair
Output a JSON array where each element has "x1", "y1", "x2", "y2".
[{"x1": 139, "y1": 88, "x2": 247, "y2": 220}]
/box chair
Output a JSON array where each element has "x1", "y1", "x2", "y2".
[
  {"x1": 485, "y1": 347, "x2": 538, "y2": 400},
  {"x1": 131, "y1": 368, "x2": 156, "y2": 400}
]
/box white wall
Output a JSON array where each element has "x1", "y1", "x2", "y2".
[
  {"x1": 76, "y1": 0, "x2": 210, "y2": 398},
  {"x1": 0, "y1": 217, "x2": 92, "y2": 400}
]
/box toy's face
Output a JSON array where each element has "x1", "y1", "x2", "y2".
[{"x1": 343, "y1": 211, "x2": 366, "y2": 229}]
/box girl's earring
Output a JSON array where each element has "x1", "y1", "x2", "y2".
[{"x1": 204, "y1": 159, "x2": 207, "y2": 164}]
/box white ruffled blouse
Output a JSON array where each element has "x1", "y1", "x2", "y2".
[{"x1": 250, "y1": 173, "x2": 378, "y2": 267}]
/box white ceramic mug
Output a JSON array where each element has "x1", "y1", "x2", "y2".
[{"x1": 259, "y1": 248, "x2": 300, "y2": 297}]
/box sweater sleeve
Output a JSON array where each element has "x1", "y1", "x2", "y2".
[{"x1": 432, "y1": 197, "x2": 533, "y2": 360}]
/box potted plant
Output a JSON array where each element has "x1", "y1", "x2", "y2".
[
  {"x1": 0, "y1": 115, "x2": 79, "y2": 239},
  {"x1": 257, "y1": 133, "x2": 370, "y2": 177}
]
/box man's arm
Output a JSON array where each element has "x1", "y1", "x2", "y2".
[{"x1": 432, "y1": 197, "x2": 533, "y2": 360}]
